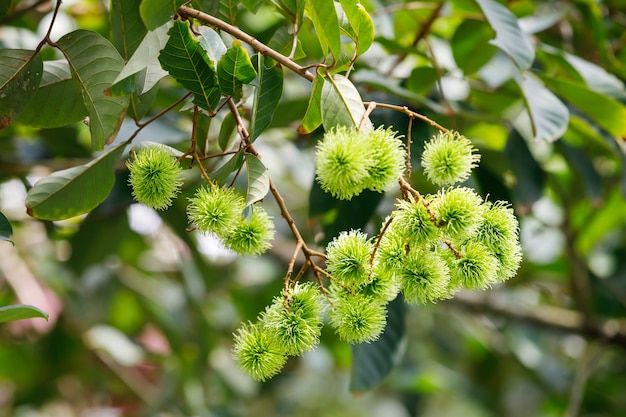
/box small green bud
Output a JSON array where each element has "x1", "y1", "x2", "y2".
[
  {"x1": 315, "y1": 125, "x2": 372, "y2": 200},
  {"x1": 447, "y1": 240, "x2": 498, "y2": 290},
  {"x1": 433, "y1": 187, "x2": 484, "y2": 241},
  {"x1": 325, "y1": 230, "x2": 373, "y2": 289},
  {"x1": 232, "y1": 322, "x2": 287, "y2": 382},
  {"x1": 362, "y1": 127, "x2": 406, "y2": 192},
  {"x1": 187, "y1": 185, "x2": 245, "y2": 238},
  {"x1": 261, "y1": 282, "x2": 325, "y2": 355},
  {"x1": 393, "y1": 198, "x2": 440, "y2": 246},
  {"x1": 399, "y1": 249, "x2": 450, "y2": 304},
  {"x1": 421, "y1": 131, "x2": 480, "y2": 186},
  {"x1": 328, "y1": 292, "x2": 387, "y2": 343},
  {"x1": 127, "y1": 145, "x2": 184, "y2": 210},
  {"x1": 225, "y1": 205, "x2": 275, "y2": 256}
]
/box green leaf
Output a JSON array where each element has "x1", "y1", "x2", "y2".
[
  {"x1": 298, "y1": 71, "x2": 323, "y2": 134},
  {"x1": 199, "y1": 27, "x2": 227, "y2": 66},
  {"x1": 159, "y1": 20, "x2": 221, "y2": 112},
  {"x1": 218, "y1": 110, "x2": 238, "y2": 151},
  {"x1": 217, "y1": 40, "x2": 257, "y2": 98},
  {"x1": 219, "y1": 0, "x2": 239, "y2": 24},
  {"x1": 25, "y1": 143, "x2": 126, "y2": 220},
  {"x1": 321, "y1": 74, "x2": 368, "y2": 129},
  {"x1": 452, "y1": 20, "x2": 498, "y2": 75},
  {"x1": 541, "y1": 75, "x2": 626, "y2": 138},
  {"x1": 241, "y1": 0, "x2": 263, "y2": 13},
  {"x1": 0, "y1": 305, "x2": 49, "y2": 323},
  {"x1": 338, "y1": 0, "x2": 374, "y2": 56},
  {"x1": 516, "y1": 73, "x2": 569, "y2": 142},
  {"x1": 350, "y1": 294, "x2": 406, "y2": 393},
  {"x1": 111, "y1": 0, "x2": 147, "y2": 59},
  {"x1": 249, "y1": 55, "x2": 283, "y2": 142},
  {"x1": 15, "y1": 60, "x2": 88, "y2": 128},
  {"x1": 245, "y1": 154, "x2": 270, "y2": 205},
  {"x1": 476, "y1": 0, "x2": 534, "y2": 70},
  {"x1": 505, "y1": 130, "x2": 545, "y2": 210},
  {"x1": 305, "y1": 0, "x2": 341, "y2": 60},
  {"x1": 56, "y1": 30, "x2": 129, "y2": 150},
  {"x1": 210, "y1": 150, "x2": 244, "y2": 183},
  {"x1": 140, "y1": 0, "x2": 186, "y2": 30},
  {"x1": 555, "y1": 141, "x2": 603, "y2": 203},
  {"x1": 0, "y1": 211, "x2": 13, "y2": 244},
  {"x1": 112, "y1": 22, "x2": 171, "y2": 93},
  {"x1": 0, "y1": 49, "x2": 43, "y2": 127}
]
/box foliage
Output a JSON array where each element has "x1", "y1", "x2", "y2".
[{"x1": 1, "y1": 0, "x2": 626, "y2": 416}]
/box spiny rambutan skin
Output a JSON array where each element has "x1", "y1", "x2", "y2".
[
  {"x1": 127, "y1": 145, "x2": 184, "y2": 210},
  {"x1": 261, "y1": 282, "x2": 325, "y2": 355},
  {"x1": 328, "y1": 292, "x2": 387, "y2": 343},
  {"x1": 224, "y1": 205, "x2": 275, "y2": 256},
  {"x1": 315, "y1": 125, "x2": 372, "y2": 200},
  {"x1": 362, "y1": 127, "x2": 406, "y2": 192},
  {"x1": 474, "y1": 201, "x2": 520, "y2": 252},
  {"x1": 433, "y1": 187, "x2": 484, "y2": 242},
  {"x1": 325, "y1": 230, "x2": 373, "y2": 289},
  {"x1": 421, "y1": 131, "x2": 480, "y2": 187},
  {"x1": 187, "y1": 185, "x2": 245, "y2": 238},
  {"x1": 447, "y1": 240, "x2": 498, "y2": 291},
  {"x1": 392, "y1": 198, "x2": 440, "y2": 246},
  {"x1": 490, "y1": 239, "x2": 523, "y2": 283},
  {"x1": 374, "y1": 218, "x2": 408, "y2": 279},
  {"x1": 399, "y1": 249, "x2": 451, "y2": 304},
  {"x1": 232, "y1": 322, "x2": 287, "y2": 382}
]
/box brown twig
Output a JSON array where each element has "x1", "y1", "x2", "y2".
[{"x1": 364, "y1": 102, "x2": 449, "y2": 134}]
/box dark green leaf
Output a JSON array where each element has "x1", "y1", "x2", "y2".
[
  {"x1": 241, "y1": 0, "x2": 262, "y2": 13},
  {"x1": 218, "y1": 110, "x2": 238, "y2": 151},
  {"x1": 15, "y1": 60, "x2": 88, "y2": 128},
  {"x1": 0, "y1": 49, "x2": 42, "y2": 127},
  {"x1": 321, "y1": 74, "x2": 367, "y2": 129},
  {"x1": 0, "y1": 211, "x2": 12, "y2": 244},
  {"x1": 0, "y1": 305, "x2": 48, "y2": 323},
  {"x1": 140, "y1": 0, "x2": 186, "y2": 30},
  {"x1": 56, "y1": 30, "x2": 129, "y2": 150},
  {"x1": 516, "y1": 73, "x2": 569, "y2": 142},
  {"x1": 159, "y1": 20, "x2": 221, "y2": 112},
  {"x1": 111, "y1": 0, "x2": 147, "y2": 59},
  {"x1": 210, "y1": 150, "x2": 244, "y2": 183},
  {"x1": 249, "y1": 56, "x2": 283, "y2": 142},
  {"x1": 25, "y1": 143, "x2": 126, "y2": 220},
  {"x1": 217, "y1": 40, "x2": 257, "y2": 98},
  {"x1": 452, "y1": 20, "x2": 498, "y2": 74},
  {"x1": 504, "y1": 130, "x2": 545, "y2": 211},
  {"x1": 305, "y1": 0, "x2": 341, "y2": 60},
  {"x1": 476, "y1": 0, "x2": 534, "y2": 70},
  {"x1": 555, "y1": 141, "x2": 603, "y2": 203},
  {"x1": 245, "y1": 154, "x2": 270, "y2": 205},
  {"x1": 350, "y1": 294, "x2": 406, "y2": 393},
  {"x1": 298, "y1": 70, "x2": 323, "y2": 134},
  {"x1": 219, "y1": 0, "x2": 239, "y2": 24}
]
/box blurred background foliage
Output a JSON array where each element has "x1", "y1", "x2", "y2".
[{"x1": 1, "y1": 0, "x2": 626, "y2": 416}]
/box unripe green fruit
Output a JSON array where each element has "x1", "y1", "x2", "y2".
[
  {"x1": 433, "y1": 187, "x2": 484, "y2": 241},
  {"x1": 393, "y1": 198, "x2": 440, "y2": 246},
  {"x1": 225, "y1": 205, "x2": 275, "y2": 256},
  {"x1": 421, "y1": 131, "x2": 480, "y2": 186},
  {"x1": 325, "y1": 229, "x2": 373, "y2": 289},
  {"x1": 362, "y1": 127, "x2": 406, "y2": 192},
  {"x1": 187, "y1": 185, "x2": 245, "y2": 238},
  {"x1": 232, "y1": 322, "x2": 287, "y2": 382},
  {"x1": 127, "y1": 145, "x2": 184, "y2": 210},
  {"x1": 399, "y1": 249, "x2": 450, "y2": 304},
  {"x1": 328, "y1": 292, "x2": 387, "y2": 343},
  {"x1": 447, "y1": 240, "x2": 498, "y2": 290}
]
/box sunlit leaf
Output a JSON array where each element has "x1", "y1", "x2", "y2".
[
  {"x1": 516, "y1": 73, "x2": 569, "y2": 142},
  {"x1": 249, "y1": 55, "x2": 283, "y2": 142},
  {"x1": 0, "y1": 49, "x2": 42, "y2": 127},
  {"x1": 111, "y1": 0, "x2": 147, "y2": 59},
  {"x1": 245, "y1": 154, "x2": 270, "y2": 205},
  {"x1": 350, "y1": 294, "x2": 406, "y2": 393},
  {"x1": 321, "y1": 74, "x2": 368, "y2": 129},
  {"x1": 56, "y1": 30, "x2": 129, "y2": 150},
  {"x1": 217, "y1": 40, "x2": 257, "y2": 98},
  {"x1": 338, "y1": 0, "x2": 374, "y2": 56},
  {"x1": 199, "y1": 27, "x2": 227, "y2": 66},
  {"x1": 140, "y1": 0, "x2": 186, "y2": 30},
  {"x1": 0, "y1": 305, "x2": 48, "y2": 323},
  {"x1": 219, "y1": 0, "x2": 239, "y2": 24},
  {"x1": 159, "y1": 20, "x2": 221, "y2": 112},
  {"x1": 298, "y1": 71, "x2": 323, "y2": 134},
  {"x1": 0, "y1": 211, "x2": 12, "y2": 244},
  {"x1": 305, "y1": 0, "x2": 341, "y2": 60},
  {"x1": 476, "y1": 0, "x2": 534, "y2": 70},
  {"x1": 15, "y1": 60, "x2": 88, "y2": 128},
  {"x1": 25, "y1": 143, "x2": 126, "y2": 220}
]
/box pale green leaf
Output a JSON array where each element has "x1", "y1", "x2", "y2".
[
  {"x1": 158, "y1": 20, "x2": 221, "y2": 112},
  {"x1": 25, "y1": 143, "x2": 126, "y2": 220},
  {"x1": 0, "y1": 305, "x2": 49, "y2": 323},
  {"x1": 339, "y1": 0, "x2": 374, "y2": 56},
  {"x1": 15, "y1": 60, "x2": 88, "y2": 128},
  {"x1": 245, "y1": 154, "x2": 270, "y2": 205},
  {"x1": 305, "y1": 0, "x2": 341, "y2": 60},
  {"x1": 321, "y1": 74, "x2": 368, "y2": 129},
  {"x1": 56, "y1": 30, "x2": 129, "y2": 150},
  {"x1": 516, "y1": 73, "x2": 568, "y2": 142},
  {"x1": 298, "y1": 70, "x2": 323, "y2": 134},
  {"x1": 199, "y1": 27, "x2": 227, "y2": 67},
  {"x1": 476, "y1": 0, "x2": 534, "y2": 70},
  {"x1": 140, "y1": 0, "x2": 186, "y2": 30},
  {"x1": 0, "y1": 49, "x2": 42, "y2": 127},
  {"x1": 249, "y1": 55, "x2": 283, "y2": 142}
]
